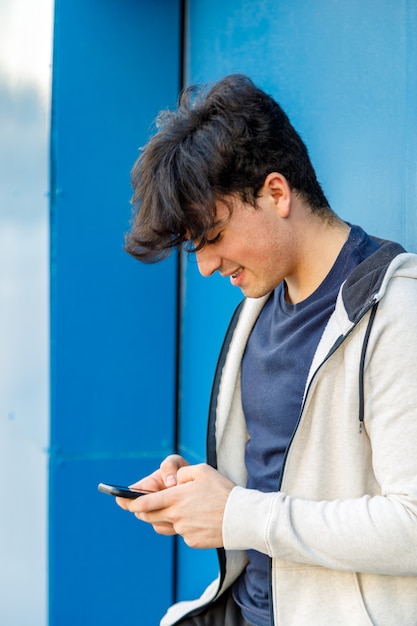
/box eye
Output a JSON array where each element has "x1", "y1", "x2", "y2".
[{"x1": 206, "y1": 231, "x2": 223, "y2": 245}]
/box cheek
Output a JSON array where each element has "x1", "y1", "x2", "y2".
[{"x1": 252, "y1": 230, "x2": 281, "y2": 262}]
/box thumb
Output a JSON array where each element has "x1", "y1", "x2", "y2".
[
  {"x1": 176, "y1": 463, "x2": 205, "y2": 485},
  {"x1": 159, "y1": 454, "x2": 190, "y2": 488},
  {"x1": 165, "y1": 474, "x2": 177, "y2": 487}
]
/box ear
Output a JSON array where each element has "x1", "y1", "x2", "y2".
[{"x1": 261, "y1": 172, "x2": 291, "y2": 218}]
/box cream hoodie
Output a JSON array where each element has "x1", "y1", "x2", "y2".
[{"x1": 162, "y1": 243, "x2": 417, "y2": 626}]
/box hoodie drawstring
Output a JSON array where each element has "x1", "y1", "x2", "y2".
[{"x1": 358, "y1": 302, "x2": 379, "y2": 433}]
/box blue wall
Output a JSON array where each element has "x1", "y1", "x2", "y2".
[
  {"x1": 50, "y1": 0, "x2": 417, "y2": 623},
  {"x1": 177, "y1": 0, "x2": 417, "y2": 602},
  {"x1": 50, "y1": 1, "x2": 181, "y2": 624}
]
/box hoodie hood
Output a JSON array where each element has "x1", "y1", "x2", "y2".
[{"x1": 342, "y1": 238, "x2": 406, "y2": 323}]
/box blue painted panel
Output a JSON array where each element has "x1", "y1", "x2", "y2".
[
  {"x1": 177, "y1": 0, "x2": 417, "y2": 603},
  {"x1": 51, "y1": 0, "x2": 181, "y2": 457},
  {"x1": 49, "y1": 456, "x2": 174, "y2": 625},
  {"x1": 50, "y1": 0, "x2": 181, "y2": 623}
]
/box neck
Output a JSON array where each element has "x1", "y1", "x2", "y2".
[{"x1": 284, "y1": 214, "x2": 350, "y2": 304}]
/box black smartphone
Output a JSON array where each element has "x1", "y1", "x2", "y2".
[{"x1": 98, "y1": 482, "x2": 153, "y2": 499}]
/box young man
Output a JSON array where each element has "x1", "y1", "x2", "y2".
[{"x1": 117, "y1": 75, "x2": 417, "y2": 625}]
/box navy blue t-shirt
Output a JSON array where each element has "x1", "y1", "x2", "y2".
[{"x1": 233, "y1": 226, "x2": 380, "y2": 626}]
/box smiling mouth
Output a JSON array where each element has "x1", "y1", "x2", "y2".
[{"x1": 231, "y1": 267, "x2": 243, "y2": 279}]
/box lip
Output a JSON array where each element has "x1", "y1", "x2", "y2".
[
  {"x1": 221, "y1": 266, "x2": 242, "y2": 278},
  {"x1": 228, "y1": 267, "x2": 244, "y2": 287}
]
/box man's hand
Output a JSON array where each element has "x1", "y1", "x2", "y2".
[
  {"x1": 118, "y1": 461, "x2": 235, "y2": 548},
  {"x1": 115, "y1": 454, "x2": 189, "y2": 510}
]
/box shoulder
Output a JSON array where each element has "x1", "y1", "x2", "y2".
[{"x1": 379, "y1": 253, "x2": 417, "y2": 310}]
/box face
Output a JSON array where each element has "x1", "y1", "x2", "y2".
[{"x1": 194, "y1": 188, "x2": 296, "y2": 298}]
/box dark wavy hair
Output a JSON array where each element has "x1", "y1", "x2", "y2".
[{"x1": 125, "y1": 74, "x2": 331, "y2": 262}]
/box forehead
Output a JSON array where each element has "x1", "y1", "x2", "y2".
[
  {"x1": 184, "y1": 194, "x2": 243, "y2": 246},
  {"x1": 214, "y1": 192, "x2": 260, "y2": 228},
  {"x1": 212, "y1": 202, "x2": 231, "y2": 227},
  {"x1": 213, "y1": 195, "x2": 240, "y2": 226}
]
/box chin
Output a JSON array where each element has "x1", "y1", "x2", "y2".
[{"x1": 241, "y1": 286, "x2": 271, "y2": 299}]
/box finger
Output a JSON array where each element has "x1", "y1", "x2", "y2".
[
  {"x1": 115, "y1": 496, "x2": 130, "y2": 510},
  {"x1": 144, "y1": 521, "x2": 177, "y2": 536},
  {"x1": 159, "y1": 454, "x2": 190, "y2": 488},
  {"x1": 176, "y1": 462, "x2": 207, "y2": 485},
  {"x1": 132, "y1": 499, "x2": 176, "y2": 529},
  {"x1": 127, "y1": 487, "x2": 175, "y2": 515},
  {"x1": 129, "y1": 468, "x2": 166, "y2": 493}
]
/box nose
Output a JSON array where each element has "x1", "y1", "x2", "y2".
[{"x1": 195, "y1": 247, "x2": 222, "y2": 277}]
